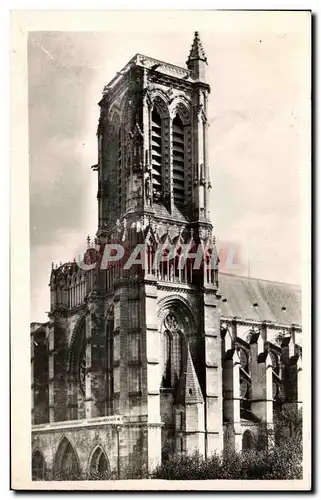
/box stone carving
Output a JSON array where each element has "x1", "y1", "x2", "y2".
[
  {"x1": 136, "y1": 54, "x2": 191, "y2": 80},
  {"x1": 165, "y1": 313, "x2": 179, "y2": 332},
  {"x1": 144, "y1": 173, "x2": 152, "y2": 206},
  {"x1": 129, "y1": 123, "x2": 144, "y2": 173}
]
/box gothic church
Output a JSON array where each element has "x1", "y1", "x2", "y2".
[{"x1": 31, "y1": 33, "x2": 302, "y2": 480}]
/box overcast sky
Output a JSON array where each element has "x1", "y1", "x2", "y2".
[{"x1": 28, "y1": 11, "x2": 310, "y2": 322}]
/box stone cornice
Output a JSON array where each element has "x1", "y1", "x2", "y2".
[
  {"x1": 32, "y1": 415, "x2": 123, "y2": 433},
  {"x1": 220, "y1": 316, "x2": 302, "y2": 332},
  {"x1": 157, "y1": 282, "x2": 199, "y2": 294}
]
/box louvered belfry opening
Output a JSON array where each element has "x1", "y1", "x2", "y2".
[
  {"x1": 151, "y1": 108, "x2": 163, "y2": 200},
  {"x1": 172, "y1": 114, "x2": 185, "y2": 206},
  {"x1": 117, "y1": 129, "x2": 122, "y2": 212}
]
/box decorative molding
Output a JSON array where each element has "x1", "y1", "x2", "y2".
[
  {"x1": 157, "y1": 283, "x2": 199, "y2": 294},
  {"x1": 220, "y1": 316, "x2": 301, "y2": 332},
  {"x1": 136, "y1": 54, "x2": 191, "y2": 80},
  {"x1": 32, "y1": 415, "x2": 123, "y2": 433}
]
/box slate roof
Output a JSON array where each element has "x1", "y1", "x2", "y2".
[
  {"x1": 175, "y1": 342, "x2": 204, "y2": 405},
  {"x1": 218, "y1": 273, "x2": 301, "y2": 326},
  {"x1": 184, "y1": 347, "x2": 204, "y2": 404}
]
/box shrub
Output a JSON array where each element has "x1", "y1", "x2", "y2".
[
  {"x1": 151, "y1": 444, "x2": 302, "y2": 480},
  {"x1": 152, "y1": 411, "x2": 303, "y2": 480}
]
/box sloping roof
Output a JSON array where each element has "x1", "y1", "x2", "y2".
[
  {"x1": 218, "y1": 273, "x2": 301, "y2": 326},
  {"x1": 175, "y1": 343, "x2": 204, "y2": 405},
  {"x1": 153, "y1": 203, "x2": 188, "y2": 223},
  {"x1": 184, "y1": 347, "x2": 204, "y2": 404}
]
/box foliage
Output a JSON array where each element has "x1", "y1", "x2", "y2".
[
  {"x1": 151, "y1": 443, "x2": 302, "y2": 480},
  {"x1": 152, "y1": 410, "x2": 303, "y2": 480}
]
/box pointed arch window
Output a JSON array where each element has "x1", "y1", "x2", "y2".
[
  {"x1": 172, "y1": 330, "x2": 183, "y2": 383},
  {"x1": 55, "y1": 438, "x2": 80, "y2": 480},
  {"x1": 161, "y1": 313, "x2": 184, "y2": 389},
  {"x1": 32, "y1": 450, "x2": 45, "y2": 480},
  {"x1": 242, "y1": 430, "x2": 255, "y2": 451},
  {"x1": 117, "y1": 128, "x2": 122, "y2": 212},
  {"x1": 89, "y1": 447, "x2": 110, "y2": 480},
  {"x1": 151, "y1": 108, "x2": 163, "y2": 200},
  {"x1": 78, "y1": 342, "x2": 86, "y2": 395},
  {"x1": 172, "y1": 114, "x2": 185, "y2": 206},
  {"x1": 162, "y1": 330, "x2": 172, "y2": 388},
  {"x1": 61, "y1": 442, "x2": 80, "y2": 480},
  {"x1": 33, "y1": 329, "x2": 49, "y2": 424}
]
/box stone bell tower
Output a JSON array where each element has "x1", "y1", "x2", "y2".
[{"x1": 94, "y1": 32, "x2": 223, "y2": 472}]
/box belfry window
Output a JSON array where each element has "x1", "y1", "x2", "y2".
[
  {"x1": 172, "y1": 114, "x2": 185, "y2": 206},
  {"x1": 117, "y1": 129, "x2": 122, "y2": 212},
  {"x1": 151, "y1": 109, "x2": 163, "y2": 200}
]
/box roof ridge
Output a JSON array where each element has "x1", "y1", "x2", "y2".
[{"x1": 219, "y1": 272, "x2": 301, "y2": 289}]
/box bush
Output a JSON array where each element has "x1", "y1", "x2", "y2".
[
  {"x1": 151, "y1": 444, "x2": 302, "y2": 480},
  {"x1": 152, "y1": 412, "x2": 303, "y2": 480}
]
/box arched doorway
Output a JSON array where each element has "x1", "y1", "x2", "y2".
[
  {"x1": 32, "y1": 449, "x2": 45, "y2": 480},
  {"x1": 88, "y1": 446, "x2": 110, "y2": 480},
  {"x1": 242, "y1": 430, "x2": 255, "y2": 451},
  {"x1": 54, "y1": 437, "x2": 81, "y2": 480}
]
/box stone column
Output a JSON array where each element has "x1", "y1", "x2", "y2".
[
  {"x1": 114, "y1": 278, "x2": 162, "y2": 475},
  {"x1": 85, "y1": 293, "x2": 106, "y2": 418},
  {"x1": 144, "y1": 281, "x2": 162, "y2": 472},
  {"x1": 281, "y1": 329, "x2": 301, "y2": 413},
  {"x1": 185, "y1": 403, "x2": 205, "y2": 455},
  {"x1": 117, "y1": 284, "x2": 130, "y2": 416},
  {"x1": 47, "y1": 321, "x2": 55, "y2": 422},
  {"x1": 223, "y1": 348, "x2": 242, "y2": 452},
  {"x1": 250, "y1": 336, "x2": 274, "y2": 425},
  {"x1": 46, "y1": 315, "x2": 68, "y2": 423},
  {"x1": 203, "y1": 290, "x2": 223, "y2": 456}
]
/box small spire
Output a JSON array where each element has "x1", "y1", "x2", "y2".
[
  {"x1": 87, "y1": 235, "x2": 91, "y2": 248},
  {"x1": 187, "y1": 31, "x2": 207, "y2": 64}
]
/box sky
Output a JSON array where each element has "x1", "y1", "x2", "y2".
[{"x1": 28, "y1": 11, "x2": 310, "y2": 323}]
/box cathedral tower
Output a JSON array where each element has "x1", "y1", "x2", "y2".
[{"x1": 94, "y1": 32, "x2": 223, "y2": 470}]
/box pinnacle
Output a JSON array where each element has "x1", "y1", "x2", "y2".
[{"x1": 187, "y1": 31, "x2": 207, "y2": 63}]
